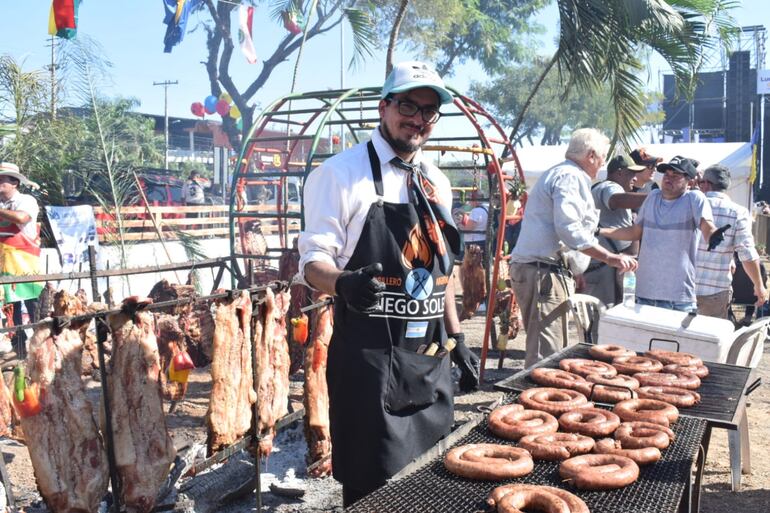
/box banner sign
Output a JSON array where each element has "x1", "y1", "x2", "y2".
[
  {"x1": 45, "y1": 205, "x2": 99, "y2": 272},
  {"x1": 757, "y1": 69, "x2": 770, "y2": 95}
]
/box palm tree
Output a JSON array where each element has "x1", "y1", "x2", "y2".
[
  {"x1": 504, "y1": 0, "x2": 739, "y2": 153},
  {"x1": 0, "y1": 55, "x2": 49, "y2": 162}
]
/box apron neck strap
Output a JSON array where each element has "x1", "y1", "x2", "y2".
[{"x1": 366, "y1": 141, "x2": 384, "y2": 197}]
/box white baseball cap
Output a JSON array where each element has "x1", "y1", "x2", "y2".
[
  {"x1": 381, "y1": 61, "x2": 454, "y2": 105},
  {"x1": 0, "y1": 162, "x2": 39, "y2": 189}
]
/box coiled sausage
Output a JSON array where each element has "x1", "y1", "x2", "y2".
[
  {"x1": 488, "y1": 405, "x2": 558, "y2": 440},
  {"x1": 645, "y1": 349, "x2": 703, "y2": 366},
  {"x1": 559, "y1": 358, "x2": 617, "y2": 377},
  {"x1": 559, "y1": 454, "x2": 640, "y2": 490},
  {"x1": 518, "y1": 432, "x2": 595, "y2": 461},
  {"x1": 588, "y1": 344, "x2": 636, "y2": 362},
  {"x1": 531, "y1": 368, "x2": 589, "y2": 390},
  {"x1": 613, "y1": 398, "x2": 679, "y2": 426},
  {"x1": 638, "y1": 385, "x2": 701, "y2": 408},
  {"x1": 518, "y1": 388, "x2": 592, "y2": 416},
  {"x1": 585, "y1": 373, "x2": 640, "y2": 390},
  {"x1": 594, "y1": 438, "x2": 662, "y2": 465},
  {"x1": 611, "y1": 355, "x2": 663, "y2": 375},
  {"x1": 487, "y1": 484, "x2": 589, "y2": 513},
  {"x1": 443, "y1": 444, "x2": 534, "y2": 480},
  {"x1": 559, "y1": 408, "x2": 621, "y2": 437},
  {"x1": 633, "y1": 371, "x2": 701, "y2": 390},
  {"x1": 662, "y1": 363, "x2": 709, "y2": 378},
  {"x1": 614, "y1": 421, "x2": 675, "y2": 449}
]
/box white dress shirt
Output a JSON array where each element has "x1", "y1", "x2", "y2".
[{"x1": 298, "y1": 128, "x2": 452, "y2": 281}]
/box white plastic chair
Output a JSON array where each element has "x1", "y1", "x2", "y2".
[{"x1": 723, "y1": 317, "x2": 770, "y2": 491}]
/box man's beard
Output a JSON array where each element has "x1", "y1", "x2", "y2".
[{"x1": 380, "y1": 122, "x2": 424, "y2": 154}]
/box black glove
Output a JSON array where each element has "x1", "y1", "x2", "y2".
[
  {"x1": 707, "y1": 224, "x2": 731, "y2": 251},
  {"x1": 449, "y1": 333, "x2": 480, "y2": 392},
  {"x1": 334, "y1": 263, "x2": 386, "y2": 313}
]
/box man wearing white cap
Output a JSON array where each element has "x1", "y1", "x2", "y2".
[
  {"x1": 0, "y1": 162, "x2": 42, "y2": 354},
  {"x1": 299, "y1": 61, "x2": 474, "y2": 505}
]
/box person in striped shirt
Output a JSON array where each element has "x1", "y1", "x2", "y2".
[{"x1": 695, "y1": 165, "x2": 768, "y2": 317}]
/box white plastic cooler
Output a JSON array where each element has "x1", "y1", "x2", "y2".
[{"x1": 597, "y1": 304, "x2": 737, "y2": 364}]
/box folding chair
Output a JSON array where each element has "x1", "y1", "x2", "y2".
[{"x1": 723, "y1": 317, "x2": 770, "y2": 491}]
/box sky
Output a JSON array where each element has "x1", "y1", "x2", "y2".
[{"x1": 0, "y1": 1, "x2": 769, "y2": 121}]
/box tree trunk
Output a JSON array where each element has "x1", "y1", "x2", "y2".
[{"x1": 385, "y1": 0, "x2": 410, "y2": 78}]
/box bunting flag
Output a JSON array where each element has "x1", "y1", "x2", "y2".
[
  {"x1": 238, "y1": 5, "x2": 257, "y2": 64},
  {"x1": 163, "y1": 0, "x2": 203, "y2": 53},
  {"x1": 48, "y1": 0, "x2": 80, "y2": 40},
  {"x1": 750, "y1": 127, "x2": 760, "y2": 184}
]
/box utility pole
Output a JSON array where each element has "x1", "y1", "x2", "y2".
[
  {"x1": 46, "y1": 36, "x2": 57, "y2": 119},
  {"x1": 153, "y1": 80, "x2": 178, "y2": 169}
]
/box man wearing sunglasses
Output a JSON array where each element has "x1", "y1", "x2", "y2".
[{"x1": 299, "y1": 61, "x2": 475, "y2": 506}]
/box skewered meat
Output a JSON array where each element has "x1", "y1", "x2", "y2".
[
  {"x1": 108, "y1": 296, "x2": 176, "y2": 513},
  {"x1": 303, "y1": 294, "x2": 333, "y2": 476},
  {"x1": 460, "y1": 244, "x2": 486, "y2": 321},
  {"x1": 35, "y1": 282, "x2": 56, "y2": 321},
  {"x1": 22, "y1": 291, "x2": 108, "y2": 513},
  {"x1": 278, "y1": 238, "x2": 309, "y2": 374},
  {"x1": 0, "y1": 371, "x2": 13, "y2": 438},
  {"x1": 254, "y1": 287, "x2": 291, "y2": 457},
  {"x1": 206, "y1": 290, "x2": 256, "y2": 454},
  {"x1": 155, "y1": 314, "x2": 189, "y2": 401}
]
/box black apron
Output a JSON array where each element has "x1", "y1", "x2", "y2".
[{"x1": 327, "y1": 142, "x2": 458, "y2": 492}]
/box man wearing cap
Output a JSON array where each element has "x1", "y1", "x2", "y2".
[
  {"x1": 695, "y1": 165, "x2": 767, "y2": 317},
  {"x1": 630, "y1": 147, "x2": 662, "y2": 193},
  {"x1": 298, "y1": 61, "x2": 477, "y2": 505},
  {"x1": 510, "y1": 129, "x2": 638, "y2": 368},
  {"x1": 0, "y1": 163, "x2": 42, "y2": 354},
  {"x1": 601, "y1": 156, "x2": 728, "y2": 311},
  {"x1": 583, "y1": 155, "x2": 648, "y2": 306}
]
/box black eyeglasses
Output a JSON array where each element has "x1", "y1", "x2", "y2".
[{"x1": 387, "y1": 99, "x2": 442, "y2": 124}]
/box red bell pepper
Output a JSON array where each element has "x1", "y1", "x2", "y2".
[
  {"x1": 169, "y1": 350, "x2": 195, "y2": 383},
  {"x1": 12, "y1": 366, "x2": 41, "y2": 418},
  {"x1": 291, "y1": 314, "x2": 309, "y2": 345}
]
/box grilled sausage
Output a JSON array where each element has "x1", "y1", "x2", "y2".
[
  {"x1": 594, "y1": 438, "x2": 662, "y2": 465},
  {"x1": 443, "y1": 444, "x2": 533, "y2": 480},
  {"x1": 518, "y1": 388, "x2": 592, "y2": 416},
  {"x1": 488, "y1": 484, "x2": 589, "y2": 513},
  {"x1": 633, "y1": 371, "x2": 701, "y2": 390},
  {"x1": 488, "y1": 406, "x2": 559, "y2": 440},
  {"x1": 558, "y1": 408, "x2": 621, "y2": 437},
  {"x1": 613, "y1": 399, "x2": 679, "y2": 427},
  {"x1": 638, "y1": 385, "x2": 701, "y2": 408},
  {"x1": 645, "y1": 349, "x2": 703, "y2": 366},
  {"x1": 662, "y1": 363, "x2": 709, "y2": 378},
  {"x1": 559, "y1": 454, "x2": 640, "y2": 490},
  {"x1": 588, "y1": 344, "x2": 636, "y2": 362},
  {"x1": 531, "y1": 368, "x2": 589, "y2": 390},
  {"x1": 559, "y1": 358, "x2": 617, "y2": 378},
  {"x1": 611, "y1": 355, "x2": 663, "y2": 375},
  {"x1": 497, "y1": 488, "x2": 571, "y2": 513},
  {"x1": 614, "y1": 421, "x2": 675, "y2": 449},
  {"x1": 518, "y1": 432, "x2": 595, "y2": 461}
]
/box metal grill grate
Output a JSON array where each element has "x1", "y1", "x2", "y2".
[
  {"x1": 347, "y1": 397, "x2": 706, "y2": 513},
  {"x1": 494, "y1": 343, "x2": 754, "y2": 426}
]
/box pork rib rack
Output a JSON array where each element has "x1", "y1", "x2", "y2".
[
  {"x1": 22, "y1": 291, "x2": 108, "y2": 513},
  {"x1": 107, "y1": 296, "x2": 176, "y2": 513},
  {"x1": 206, "y1": 290, "x2": 256, "y2": 454}
]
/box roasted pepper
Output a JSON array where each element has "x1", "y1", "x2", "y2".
[
  {"x1": 291, "y1": 314, "x2": 309, "y2": 345},
  {"x1": 12, "y1": 366, "x2": 41, "y2": 418},
  {"x1": 169, "y1": 350, "x2": 195, "y2": 383}
]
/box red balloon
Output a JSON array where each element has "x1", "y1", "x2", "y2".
[
  {"x1": 191, "y1": 102, "x2": 205, "y2": 117},
  {"x1": 215, "y1": 99, "x2": 231, "y2": 117},
  {"x1": 332, "y1": 135, "x2": 341, "y2": 145}
]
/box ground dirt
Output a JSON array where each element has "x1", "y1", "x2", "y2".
[{"x1": 2, "y1": 305, "x2": 769, "y2": 512}]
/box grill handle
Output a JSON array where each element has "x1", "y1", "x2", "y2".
[
  {"x1": 648, "y1": 338, "x2": 680, "y2": 352},
  {"x1": 586, "y1": 382, "x2": 637, "y2": 402},
  {"x1": 745, "y1": 378, "x2": 761, "y2": 396}
]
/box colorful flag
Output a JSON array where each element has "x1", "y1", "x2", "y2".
[
  {"x1": 163, "y1": 0, "x2": 203, "y2": 53},
  {"x1": 48, "y1": 0, "x2": 79, "y2": 40},
  {"x1": 239, "y1": 5, "x2": 257, "y2": 64},
  {"x1": 0, "y1": 229, "x2": 42, "y2": 303},
  {"x1": 750, "y1": 127, "x2": 760, "y2": 184}
]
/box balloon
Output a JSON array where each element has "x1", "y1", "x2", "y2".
[
  {"x1": 215, "y1": 99, "x2": 230, "y2": 116},
  {"x1": 204, "y1": 95, "x2": 218, "y2": 114},
  {"x1": 190, "y1": 102, "x2": 205, "y2": 117},
  {"x1": 332, "y1": 134, "x2": 341, "y2": 145},
  {"x1": 229, "y1": 105, "x2": 241, "y2": 119},
  {"x1": 219, "y1": 92, "x2": 232, "y2": 104},
  {"x1": 235, "y1": 118, "x2": 243, "y2": 130}
]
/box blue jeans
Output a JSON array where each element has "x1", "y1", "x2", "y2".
[{"x1": 636, "y1": 296, "x2": 697, "y2": 313}]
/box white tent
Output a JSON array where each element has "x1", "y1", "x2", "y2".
[{"x1": 507, "y1": 142, "x2": 754, "y2": 208}]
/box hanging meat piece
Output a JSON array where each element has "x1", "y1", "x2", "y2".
[
  {"x1": 21, "y1": 291, "x2": 108, "y2": 513},
  {"x1": 253, "y1": 287, "x2": 291, "y2": 458},
  {"x1": 35, "y1": 282, "x2": 57, "y2": 321},
  {"x1": 206, "y1": 290, "x2": 256, "y2": 454},
  {"x1": 81, "y1": 302, "x2": 110, "y2": 378},
  {"x1": 108, "y1": 296, "x2": 176, "y2": 513},
  {"x1": 460, "y1": 244, "x2": 487, "y2": 321},
  {"x1": 155, "y1": 314, "x2": 189, "y2": 401},
  {"x1": 278, "y1": 238, "x2": 308, "y2": 374},
  {"x1": 303, "y1": 293, "x2": 333, "y2": 477},
  {"x1": 0, "y1": 371, "x2": 13, "y2": 439}
]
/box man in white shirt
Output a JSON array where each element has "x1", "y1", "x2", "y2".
[
  {"x1": 298, "y1": 61, "x2": 476, "y2": 506},
  {"x1": 509, "y1": 129, "x2": 638, "y2": 368}
]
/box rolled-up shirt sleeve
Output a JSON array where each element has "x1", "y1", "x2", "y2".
[
  {"x1": 550, "y1": 173, "x2": 597, "y2": 251},
  {"x1": 735, "y1": 208, "x2": 760, "y2": 262},
  {"x1": 298, "y1": 163, "x2": 348, "y2": 281}
]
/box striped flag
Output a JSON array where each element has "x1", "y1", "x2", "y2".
[
  {"x1": 48, "y1": 0, "x2": 79, "y2": 40},
  {"x1": 0, "y1": 230, "x2": 42, "y2": 303},
  {"x1": 239, "y1": 5, "x2": 257, "y2": 64}
]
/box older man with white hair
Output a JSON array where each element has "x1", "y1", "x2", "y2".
[{"x1": 509, "y1": 129, "x2": 637, "y2": 368}]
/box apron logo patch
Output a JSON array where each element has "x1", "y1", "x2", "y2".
[
  {"x1": 404, "y1": 268, "x2": 433, "y2": 300},
  {"x1": 401, "y1": 225, "x2": 433, "y2": 270},
  {"x1": 405, "y1": 321, "x2": 429, "y2": 338}
]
